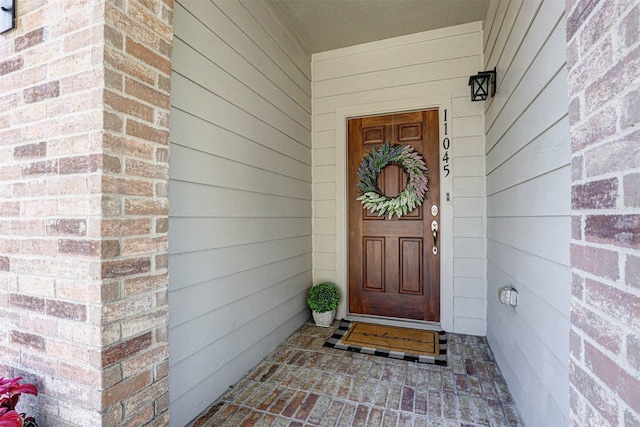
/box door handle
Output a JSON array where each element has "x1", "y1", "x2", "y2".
[
  {"x1": 431, "y1": 220, "x2": 438, "y2": 255},
  {"x1": 431, "y1": 220, "x2": 438, "y2": 244}
]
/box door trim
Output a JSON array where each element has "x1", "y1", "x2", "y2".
[{"x1": 335, "y1": 96, "x2": 454, "y2": 332}]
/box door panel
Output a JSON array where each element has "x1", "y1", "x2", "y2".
[
  {"x1": 363, "y1": 237, "x2": 384, "y2": 291},
  {"x1": 348, "y1": 110, "x2": 440, "y2": 322},
  {"x1": 400, "y1": 238, "x2": 422, "y2": 294}
]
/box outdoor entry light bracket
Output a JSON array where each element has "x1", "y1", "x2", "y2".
[
  {"x1": 0, "y1": 0, "x2": 16, "y2": 34},
  {"x1": 468, "y1": 67, "x2": 497, "y2": 102}
]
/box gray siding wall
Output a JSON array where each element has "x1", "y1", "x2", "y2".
[
  {"x1": 168, "y1": 1, "x2": 312, "y2": 425},
  {"x1": 483, "y1": 1, "x2": 571, "y2": 426}
]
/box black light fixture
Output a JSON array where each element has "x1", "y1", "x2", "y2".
[
  {"x1": 0, "y1": 0, "x2": 16, "y2": 34},
  {"x1": 468, "y1": 67, "x2": 497, "y2": 102}
]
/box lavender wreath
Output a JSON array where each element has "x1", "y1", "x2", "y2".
[{"x1": 356, "y1": 142, "x2": 429, "y2": 219}]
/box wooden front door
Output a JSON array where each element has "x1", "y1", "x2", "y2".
[{"x1": 348, "y1": 110, "x2": 440, "y2": 322}]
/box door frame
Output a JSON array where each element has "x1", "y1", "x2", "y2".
[{"x1": 335, "y1": 95, "x2": 454, "y2": 331}]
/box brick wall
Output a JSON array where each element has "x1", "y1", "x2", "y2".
[
  {"x1": 566, "y1": 0, "x2": 640, "y2": 426},
  {"x1": 100, "y1": 0, "x2": 172, "y2": 425},
  {"x1": 0, "y1": 0, "x2": 173, "y2": 425}
]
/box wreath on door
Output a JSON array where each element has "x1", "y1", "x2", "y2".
[{"x1": 357, "y1": 142, "x2": 429, "y2": 219}]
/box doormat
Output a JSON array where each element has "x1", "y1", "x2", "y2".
[{"x1": 324, "y1": 319, "x2": 447, "y2": 366}]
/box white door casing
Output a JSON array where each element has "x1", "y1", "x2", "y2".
[{"x1": 334, "y1": 95, "x2": 454, "y2": 331}]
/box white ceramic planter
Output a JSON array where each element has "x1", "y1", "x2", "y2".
[{"x1": 312, "y1": 310, "x2": 335, "y2": 327}]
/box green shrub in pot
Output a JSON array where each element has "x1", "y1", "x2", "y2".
[
  {"x1": 307, "y1": 282, "x2": 340, "y2": 313},
  {"x1": 307, "y1": 282, "x2": 340, "y2": 327}
]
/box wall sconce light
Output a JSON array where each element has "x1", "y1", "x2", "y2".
[
  {"x1": 468, "y1": 67, "x2": 497, "y2": 102},
  {"x1": 0, "y1": 0, "x2": 16, "y2": 34}
]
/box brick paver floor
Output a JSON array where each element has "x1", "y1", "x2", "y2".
[{"x1": 190, "y1": 321, "x2": 523, "y2": 427}]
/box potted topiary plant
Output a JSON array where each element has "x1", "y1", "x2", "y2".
[{"x1": 307, "y1": 282, "x2": 340, "y2": 327}]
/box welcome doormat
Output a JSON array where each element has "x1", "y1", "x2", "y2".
[{"x1": 324, "y1": 319, "x2": 447, "y2": 365}]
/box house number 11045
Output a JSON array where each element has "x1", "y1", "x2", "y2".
[{"x1": 442, "y1": 109, "x2": 450, "y2": 177}]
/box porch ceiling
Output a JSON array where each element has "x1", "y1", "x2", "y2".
[{"x1": 270, "y1": 0, "x2": 488, "y2": 53}]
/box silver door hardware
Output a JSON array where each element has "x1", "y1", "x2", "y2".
[
  {"x1": 431, "y1": 220, "x2": 438, "y2": 256},
  {"x1": 431, "y1": 205, "x2": 438, "y2": 216}
]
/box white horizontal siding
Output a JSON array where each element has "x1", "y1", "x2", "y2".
[
  {"x1": 168, "y1": 1, "x2": 311, "y2": 426},
  {"x1": 171, "y1": 75, "x2": 310, "y2": 163},
  {"x1": 170, "y1": 254, "x2": 312, "y2": 327},
  {"x1": 177, "y1": 0, "x2": 310, "y2": 111},
  {"x1": 169, "y1": 181, "x2": 311, "y2": 218},
  {"x1": 314, "y1": 31, "x2": 481, "y2": 80},
  {"x1": 169, "y1": 236, "x2": 311, "y2": 292},
  {"x1": 315, "y1": 56, "x2": 479, "y2": 98},
  {"x1": 311, "y1": 22, "x2": 487, "y2": 335},
  {"x1": 313, "y1": 78, "x2": 470, "y2": 115},
  {"x1": 171, "y1": 142, "x2": 309, "y2": 199},
  {"x1": 483, "y1": 1, "x2": 571, "y2": 426}
]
